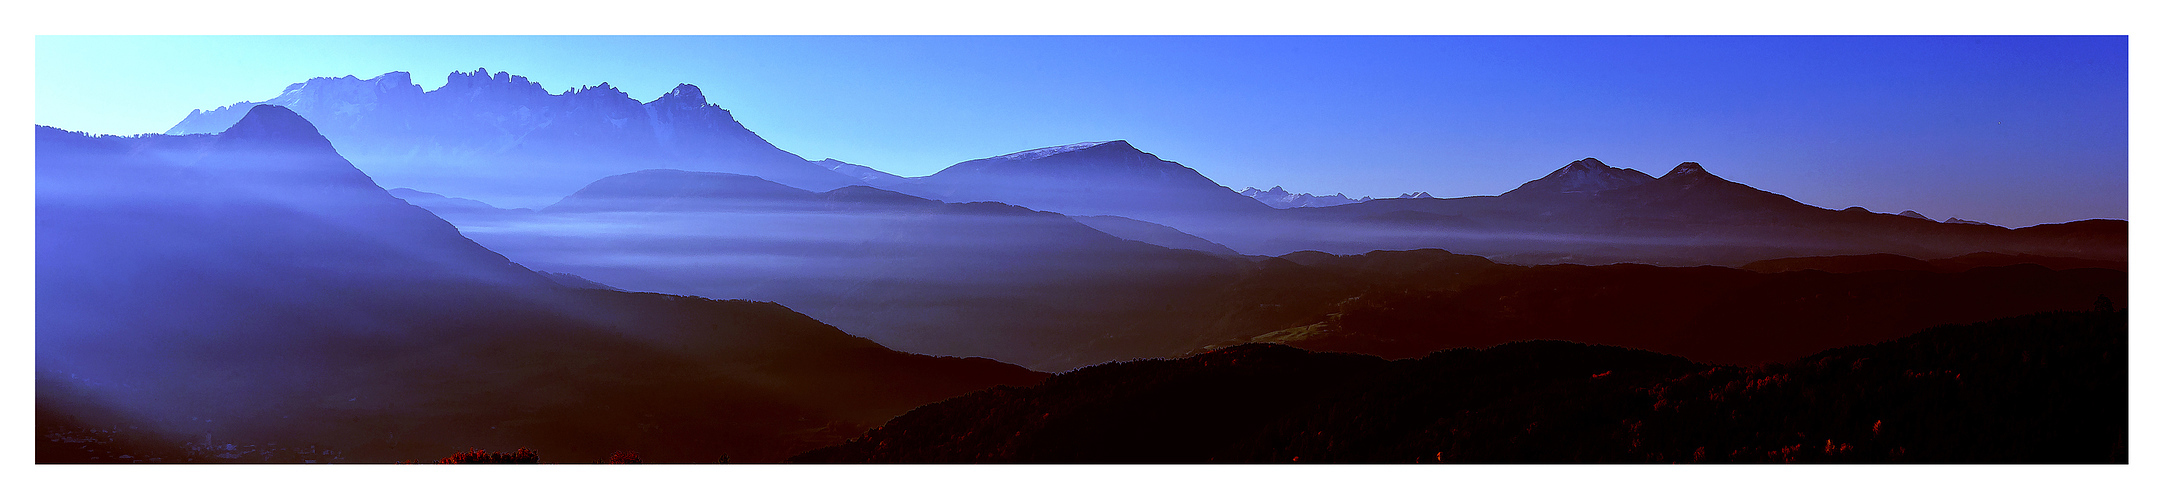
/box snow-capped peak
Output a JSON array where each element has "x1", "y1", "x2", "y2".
[
  {"x1": 1241, "y1": 186, "x2": 1374, "y2": 208},
  {"x1": 989, "y1": 141, "x2": 1120, "y2": 161}
]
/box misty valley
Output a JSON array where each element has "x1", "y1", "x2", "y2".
[{"x1": 36, "y1": 69, "x2": 2126, "y2": 464}]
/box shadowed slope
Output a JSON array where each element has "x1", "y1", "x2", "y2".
[
  {"x1": 1209, "y1": 249, "x2": 2123, "y2": 365},
  {"x1": 38, "y1": 106, "x2": 1043, "y2": 463},
  {"x1": 794, "y1": 307, "x2": 2124, "y2": 463},
  {"x1": 429, "y1": 168, "x2": 1250, "y2": 371}
]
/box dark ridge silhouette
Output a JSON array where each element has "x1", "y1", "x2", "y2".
[
  {"x1": 1740, "y1": 253, "x2": 1939, "y2": 274},
  {"x1": 832, "y1": 149, "x2": 2120, "y2": 268},
  {"x1": 37, "y1": 107, "x2": 1045, "y2": 463},
  {"x1": 1498, "y1": 157, "x2": 1655, "y2": 197},
  {"x1": 167, "y1": 70, "x2": 861, "y2": 209},
  {"x1": 1071, "y1": 215, "x2": 1241, "y2": 255},
  {"x1": 428, "y1": 448, "x2": 540, "y2": 464},
  {"x1": 1212, "y1": 159, "x2": 2124, "y2": 266},
  {"x1": 417, "y1": 159, "x2": 2126, "y2": 373},
  {"x1": 1744, "y1": 252, "x2": 2127, "y2": 274},
  {"x1": 1212, "y1": 249, "x2": 2123, "y2": 365},
  {"x1": 1927, "y1": 251, "x2": 2126, "y2": 272},
  {"x1": 792, "y1": 307, "x2": 2125, "y2": 463}
]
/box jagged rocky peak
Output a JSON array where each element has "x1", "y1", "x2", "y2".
[
  {"x1": 442, "y1": 67, "x2": 548, "y2": 96},
  {"x1": 569, "y1": 81, "x2": 630, "y2": 99},
  {"x1": 652, "y1": 83, "x2": 710, "y2": 106},
  {"x1": 375, "y1": 71, "x2": 414, "y2": 88},
  {"x1": 450, "y1": 67, "x2": 522, "y2": 85},
  {"x1": 1241, "y1": 186, "x2": 1371, "y2": 208}
]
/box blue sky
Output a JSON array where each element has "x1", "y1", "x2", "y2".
[{"x1": 35, "y1": 35, "x2": 2127, "y2": 227}]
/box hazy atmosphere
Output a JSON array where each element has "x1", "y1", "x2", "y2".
[
  {"x1": 36, "y1": 36, "x2": 2127, "y2": 227},
  {"x1": 26, "y1": 29, "x2": 2136, "y2": 497}
]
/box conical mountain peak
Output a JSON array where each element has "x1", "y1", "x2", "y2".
[
  {"x1": 218, "y1": 104, "x2": 330, "y2": 147},
  {"x1": 1662, "y1": 162, "x2": 1712, "y2": 179},
  {"x1": 1505, "y1": 157, "x2": 1654, "y2": 196}
]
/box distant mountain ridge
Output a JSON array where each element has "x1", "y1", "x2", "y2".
[
  {"x1": 160, "y1": 70, "x2": 2119, "y2": 268},
  {"x1": 1239, "y1": 186, "x2": 1372, "y2": 209},
  {"x1": 167, "y1": 69, "x2": 862, "y2": 209},
  {"x1": 795, "y1": 146, "x2": 2121, "y2": 268},
  {"x1": 887, "y1": 140, "x2": 1272, "y2": 218},
  {"x1": 1218, "y1": 158, "x2": 2125, "y2": 265},
  {"x1": 816, "y1": 158, "x2": 905, "y2": 185},
  {"x1": 1071, "y1": 215, "x2": 1242, "y2": 255},
  {"x1": 424, "y1": 167, "x2": 1254, "y2": 370}
]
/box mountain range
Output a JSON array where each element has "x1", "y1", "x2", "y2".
[
  {"x1": 417, "y1": 167, "x2": 1252, "y2": 370},
  {"x1": 1240, "y1": 186, "x2": 1373, "y2": 209},
  {"x1": 34, "y1": 68, "x2": 2126, "y2": 463},
  {"x1": 1219, "y1": 158, "x2": 2124, "y2": 265},
  {"x1": 39, "y1": 105, "x2": 1041, "y2": 463},
  {"x1": 174, "y1": 69, "x2": 2114, "y2": 372},
  {"x1": 164, "y1": 69, "x2": 2123, "y2": 269},
  {"x1": 167, "y1": 69, "x2": 862, "y2": 209}
]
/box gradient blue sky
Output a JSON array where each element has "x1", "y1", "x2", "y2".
[{"x1": 35, "y1": 35, "x2": 2127, "y2": 227}]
